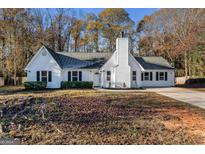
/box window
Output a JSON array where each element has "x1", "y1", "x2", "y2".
[
  {"x1": 141, "y1": 72, "x2": 153, "y2": 81},
  {"x1": 68, "y1": 71, "x2": 82, "y2": 81},
  {"x1": 41, "y1": 71, "x2": 47, "y2": 82},
  {"x1": 144, "y1": 72, "x2": 149, "y2": 81},
  {"x1": 48, "y1": 71, "x2": 52, "y2": 82},
  {"x1": 36, "y1": 71, "x2": 52, "y2": 82},
  {"x1": 159, "y1": 72, "x2": 164, "y2": 80},
  {"x1": 156, "y1": 72, "x2": 168, "y2": 81},
  {"x1": 107, "y1": 71, "x2": 111, "y2": 81},
  {"x1": 72, "y1": 71, "x2": 78, "y2": 81},
  {"x1": 132, "y1": 71, "x2": 137, "y2": 81},
  {"x1": 36, "y1": 71, "x2": 40, "y2": 81}
]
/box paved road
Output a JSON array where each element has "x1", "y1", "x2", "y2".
[{"x1": 148, "y1": 87, "x2": 205, "y2": 110}]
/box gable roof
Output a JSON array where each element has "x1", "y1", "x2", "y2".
[
  {"x1": 134, "y1": 56, "x2": 174, "y2": 70},
  {"x1": 57, "y1": 52, "x2": 112, "y2": 69},
  {"x1": 44, "y1": 46, "x2": 94, "y2": 69},
  {"x1": 39, "y1": 45, "x2": 173, "y2": 70}
]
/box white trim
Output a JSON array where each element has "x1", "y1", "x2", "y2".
[
  {"x1": 25, "y1": 46, "x2": 44, "y2": 70},
  {"x1": 100, "y1": 51, "x2": 117, "y2": 70},
  {"x1": 129, "y1": 53, "x2": 144, "y2": 71},
  {"x1": 25, "y1": 46, "x2": 62, "y2": 71},
  {"x1": 67, "y1": 70, "x2": 82, "y2": 82},
  {"x1": 143, "y1": 72, "x2": 150, "y2": 81},
  {"x1": 40, "y1": 70, "x2": 48, "y2": 82}
]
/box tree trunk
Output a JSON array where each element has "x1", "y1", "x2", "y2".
[
  {"x1": 95, "y1": 32, "x2": 99, "y2": 52},
  {"x1": 13, "y1": 46, "x2": 17, "y2": 86},
  {"x1": 74, "y1": 38, "x2": 77, "y2": 52},
  {"x1": 184, "y1": 50, "x2": 188, "y2": 79},
  {"x1": 188, "y1": 53, "x2": 191, "y2": 78},
  {"x1": 66, "y1": 31, "x2": 71, "y2": 52}
]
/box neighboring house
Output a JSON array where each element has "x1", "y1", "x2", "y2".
[{"x1": 25, "y1": 37, "x2": 175, "y2": 88}]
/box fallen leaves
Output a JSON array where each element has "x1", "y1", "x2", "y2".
[{"x1": 0, "y1": 90, "x2": 205, "y2": 144}]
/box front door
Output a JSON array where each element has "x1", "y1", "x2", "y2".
[{"x1": 93, "y1": 73, "x2": 100, "y2": 87}]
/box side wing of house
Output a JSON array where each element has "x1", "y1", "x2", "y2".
[
  {"x1": 25, "y1": 46, "x2": 62, "y2": 88},
  {"x1": 128, "y1": 54, "x2": 175, "y2": 88},
  {"x1": 133, "y1": 57, "x2": 175, "y2": 88},
  {"x1": 140, "y1": 69, "x2": 175, "y2": 87}
]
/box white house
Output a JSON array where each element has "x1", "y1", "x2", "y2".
[{"x1": 25, "y1": 37, "x2": 175, "y2": 89}]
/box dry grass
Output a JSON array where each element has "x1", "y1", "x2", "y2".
[
  {"x1": 0, "y1": 86, "x2": 24, "y2": 93},
  {"x1": 0, "y1": 89, "x2": 205, "y2": 145}
]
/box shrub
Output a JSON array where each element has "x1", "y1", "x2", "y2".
[
  {"x1": 61, "y1": 81, "x2": 93, "y2": 89},
  {"x1": 185, "y1": 78, "x2": 205, "y2": 84},
  {"x1": 24, "y1": 81, "x2": 47, "y2": 90}
]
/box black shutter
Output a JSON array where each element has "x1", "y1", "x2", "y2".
[
  {"x1": 165, "y1": 72, "x2": 168, "y2": 81},
  {"x1": 150, "y1": 72, "x2": 153, "y2": 81},
  {"x1": 79, "y1": 71, "x2": 82, "y2": 81},
  {"x1": 48, "y1": 71, "x2": 52, "y2": 82},
  {"x1": 68, "y1": 71, "x2": 71, "y2": 81},
  {"x1": 37, "y1": 71, "x2": 40, "y2": 81},
  {"x1": 156, "y1": 72, "x2": 159, "y2": 81},
  {"x1": 141, "y1": 72, "x2": 144, "y2": 81}
]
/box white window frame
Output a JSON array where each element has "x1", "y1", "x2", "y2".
[
  {"x1": 72, "y1": 71, "x2": 78, "y2": 82},
  {"x1": 144, "y1": 72, "x2": 150, "y2": 81},
  {"x1": 41, "y1": 71, "x2": 48, "y2": 82},
  {"x1": 132, "y1": 71, "x2": 137, "y2": 81},
  {"x1": 159, "y1": 72, "x2": 165, "y2": 80},
  {"x1": 68, "y1": 71, "x2": 82, "y2": 82}
]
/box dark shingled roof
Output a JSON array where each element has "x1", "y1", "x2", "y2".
[
  {"x1": 44, "y1": 45, "x2": 94, "y2": 69},
  {"x1": 134, "y1": 56, "x2": 174, "y2": 70},
  {"x1": 57, "y1": 52, "x2": 112, "y2": 69},
  {"x1": 43, "y1": 45, "x2": 173, "y2": 70}
]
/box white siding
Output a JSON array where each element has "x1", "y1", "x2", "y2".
[
  {"x1": 128, "y1": 53, "x2": 175, "y2": 88},
  {"x1": 101, "y1": 38, "x2": 133, "y2": 88},
  {"x1": 100, "y1": 51, "x2": 117, "y2": 88},
  {"x1": 141, "y1": 70, "x2": 175, "y2": 87},
  {"x1": 129, "y1": 53, "x2": 143, "y2": 88},
  {"x1": 25, "y1": 40, "x2": 175, "y2": 89},
  {"x1": 61, "y1": 69, "x2": 100, "y2": 87},
  {"x1": 26, "y1": 47, "x2": 62, "y2": 88}
]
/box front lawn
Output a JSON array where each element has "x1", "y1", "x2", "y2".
[
  {"x1": 0, "y1": 89, "x2": 205, "y2": 144},
  {"x1": 0, "y1": 85, "x2": 25, "y2": 94}
]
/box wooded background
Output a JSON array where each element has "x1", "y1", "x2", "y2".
[{"x1": 0, "y1": 8, "x2": 204, "y2": 85}]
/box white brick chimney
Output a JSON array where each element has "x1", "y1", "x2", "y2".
[
  {"x1": 115, "y1": 37, "x2": 131, "y2": 88},
  {"x1": 116, "y1": 38, "x2": 129, "y2": 66}
]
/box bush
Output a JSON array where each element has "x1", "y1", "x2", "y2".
[
  {"x1": 185, "y1": 78, "x2": 205, "y2": 84},
  {"x1": 61, "y1": 81, "x2": 93, "y2": 89},
  {"x1": 24, "y1": 81, "x2": 47, "y2": 90}
]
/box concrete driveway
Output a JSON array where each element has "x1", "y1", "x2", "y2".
[{"x1": 148, "y1": 87, "x2": 205, "y2": 110}]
